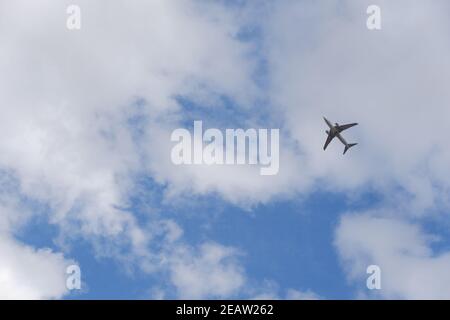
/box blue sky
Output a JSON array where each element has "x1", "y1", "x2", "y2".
[
  {"x1": 52, "y1": 190, "x2": 363, "y2": 299},
  {"x1": 1, "y1": 0, "x2": 450, "y2": 300},
  {"x1": 20, "y1": 183, "x2": 381, "y2": 299}
]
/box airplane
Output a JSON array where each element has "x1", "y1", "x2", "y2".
[{"x1": 323, "y1": 117, "x2": 358, "y2": 154}]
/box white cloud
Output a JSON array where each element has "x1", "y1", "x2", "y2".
[
  {"x1": 144, "y1": 119, "x2": 302, "y2": 206},
  {"x1": 0, "y1": 0, "x2": 260, "y2": 233},
  {"x1": 0, "y1": 234, "x2": 73, "y2": 299},
  {"x1": 262, "y1": 0, "x2": 450, "y2": 299},
  {"x1": 167, "y1": 242, "x2": 246, "y2": 299},
  {"x1": 262, "y1": 0, "x2": 450, "y2": 208},
  {"x1": 335, "y1": 212, "x2": 450, "y2": 299},
  {"x1": 251, "y1": 285, "x2": 321, "y2": 300},
  {"x1": 0, "y1": 0, "x2": 261, "y2": 298},
  {"x1": 0, "y1": 1, "x2": 322, "y2": 298},
  {"x1": 141, "y1": 0, "x2": 450, "y2": 210},
  {"x1": 285, "y1": 289, "x2": 321, "y2": 300}
]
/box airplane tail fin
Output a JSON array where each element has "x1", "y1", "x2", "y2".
[{"x1": 343, "y1": 143, "x2": 357, "y2": 155}]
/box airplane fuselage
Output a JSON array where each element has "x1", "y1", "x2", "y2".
[
  {"x1": 324, "y1": 117, "x2": 349, "y2": 146},
  {"x1": 335, "y1": 132, "x2": 348, "y2": 146}
]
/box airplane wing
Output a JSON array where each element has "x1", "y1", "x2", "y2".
[
  {"x1": 323, "y1": 132, "x2": 335, "y2": 150},
  {"x1": 337, "y1": 123, "x2": 358, "y2": 132}
]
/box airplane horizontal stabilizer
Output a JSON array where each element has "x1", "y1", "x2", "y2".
[{"x1": 343, "y1": 143, "x2": 357, "y2": 155}]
